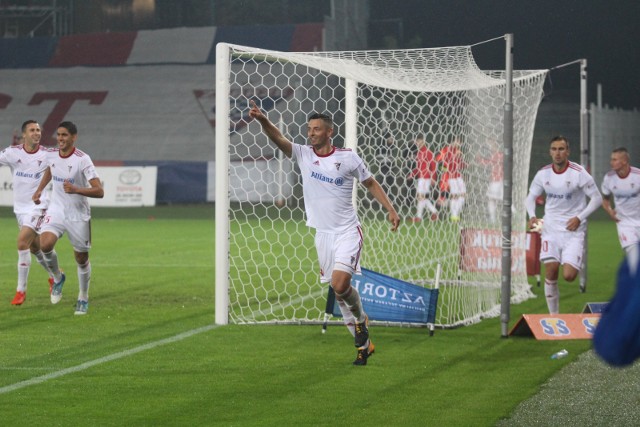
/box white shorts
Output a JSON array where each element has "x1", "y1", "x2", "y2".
[
  {"x1": 448, "y1": 177, "x2": 466, "y2": 195},
  {"x1": 315, "y1": 226, "x2": 363, "y2": 283},
  {"x1": 486, "y1": 181, "x2": 503, "y2": 200},
  {"x1": 415, "y1": 178, "x2": 433, "y2": 196},
  {"x1": 616, "y1": 223, "x2": 640, "y2": 250},
  {"x1": 540, "y1": 228, "x2": 585, "y2": 270},
  {"x1": 16, "y1": 208, "x2": 47, "y2": 233},
  {"x1": 41, "y1": 213, "x2": 93, "y2": 252}
]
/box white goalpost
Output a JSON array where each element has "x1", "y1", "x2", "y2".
[{"x1": 215, "y1": 41, "x2": 547, "y2": 327}]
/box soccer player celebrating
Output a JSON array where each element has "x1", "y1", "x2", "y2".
[
  {"x1": 0, "y1": 120, "x2": 55, "y2": 305},
  {"x1": 32, "y1": 121, "x2": 104, "y2": 315},
  {"x1": 249, "y1": 100, "x2": 400, "y2": 365},
  {"x1": 408, "y1": 135, "x2": 438, "y2": 222},
  {"x1": 601, "y1": 147, "x2": 640, "y2": 261},
  {"x1": 525, "y1": 136, "x2": 602, "y2": 314},
  {"x1": 436, "y1": 137, "x2": 466, "y2": 221}
]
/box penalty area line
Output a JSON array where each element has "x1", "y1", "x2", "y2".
[{"x1": 0, "y1": 323, "x2": 219, "y2": 395}]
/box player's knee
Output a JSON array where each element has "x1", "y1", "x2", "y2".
[{"x1": 563, "y1": 270, "x2": 579, "y2": 282}]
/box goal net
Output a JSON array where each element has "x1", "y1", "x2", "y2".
[{"x1": 215, "y1": 42, "x2": 547, "y2": 327}]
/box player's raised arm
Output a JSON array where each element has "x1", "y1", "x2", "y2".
[{"x1": 248, "y1": 100, "x2": 293, "y2": 158}]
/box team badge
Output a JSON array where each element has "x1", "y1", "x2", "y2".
[{"x1": 335, "y1": 162, "x2": 341, "y2": 170}]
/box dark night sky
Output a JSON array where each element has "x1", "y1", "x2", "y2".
[{"x1": 370, "y1": 0, "x2": 639, "y2": 110}]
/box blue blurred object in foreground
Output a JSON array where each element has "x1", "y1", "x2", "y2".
[{"x1": 593, "y1": 244, "x2": 640, "y2": 367}]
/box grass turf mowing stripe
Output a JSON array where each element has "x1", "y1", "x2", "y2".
[{"x1": 0, "y1": 323, "x2": 219, "y2": 395}]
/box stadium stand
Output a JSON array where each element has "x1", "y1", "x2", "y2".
[{"x1": 0, "y1": 24, "x2": 323, "y2": 203}]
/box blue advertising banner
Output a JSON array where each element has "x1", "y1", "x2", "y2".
[{"x1": 332, "y1": 268, "x2": 438, "y2": 324}]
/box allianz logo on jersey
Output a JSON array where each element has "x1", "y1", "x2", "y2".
[
  {"x1": 52, "y1": 175, "x2": 75, "y2": 184},
  {"x1": 546, "y1": 192, "x2": 572, "y2": 200},
  {"x1": 15, "y1": 171, "x2": 40, "y2": 179},
  {"x1": 310, "y1": 171, "x2": 344, "y2": 186}
]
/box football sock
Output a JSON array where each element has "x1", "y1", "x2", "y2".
[
  {"x1": 77, "y1": 261, "x2": 91, "y2": 301},
  {"x1": 43, "y1": 250, "x2": 62, "y2": 282},
  {"x1": 336, "y1": 286, "x2": 366, "y2": 323},
  {"x1": 17, "y1": 249, "x2": 30, "y2": 292},
  {"x1": 33, "y1": 250, "x2": 54, "y2": 280},
  {"x1": 336, "y1": 299, "x2": 356, "y2": 337},
  {"x1": 544, "y1": 279, "x2": 559, "y2": 314},
  {"x1": 418, "y1": 199, "x2": 437, "y2": 215},
  {"x1": 416, "y1": 200, "x2": 425, "y2": 218},
  {"x1": 450, "y1": 198, "x2": 460, "y2": 217}
]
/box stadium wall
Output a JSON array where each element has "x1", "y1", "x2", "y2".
[
  {"x1": 0, "y1": 24, "x2": 323, "y2": 162},
  {"x1": 0, "y1": 24, "x2": 321, "y2": 204}
]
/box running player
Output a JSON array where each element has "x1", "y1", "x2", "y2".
[
  {"x1": 601, "y1": 147, "x2": 640, "y2": 261},
  {"x1": 32, "y1": 121, "x2": 104, "y2": 315},
  {"x1": 0, "y1": 120, "x2": 55, "y2": 305},
  {"x1": 525, "y1": 136, "x2": 602, "y2": 314},
  {"x1": 249, "y1": 101, "x2": 400, "y2": 365}
]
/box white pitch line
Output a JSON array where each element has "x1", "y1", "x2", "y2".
[{"x1": 0, "y1": 323, "x2": 219, "y2": 395}]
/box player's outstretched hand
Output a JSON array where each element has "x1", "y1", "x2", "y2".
[{"x1": 248, "y1": 100, "x2": 264, "y2": 121}]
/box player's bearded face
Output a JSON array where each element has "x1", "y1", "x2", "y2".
[{"x1": 549, "y1": 141, "x2": 569, "y2": 167}]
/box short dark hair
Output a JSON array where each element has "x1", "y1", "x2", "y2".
[
  {"x1": 612, "y1": 146, "x2": 628, "y2": 155},
  {"x1": 58, "y1": 121, "x2": 78, "y2": 135},
  {"x1": 308, "y1": 112, "x2": 333, "y2": 128},
  {"x1": 612, "y1": 147, "x2": 630, "y2": 161},
  {"x1": 550, "y1": 135, "x2": 569, "y2": 148},
  {"x1": 21, "y1": 120, "x2": 38, "y2": 132}
]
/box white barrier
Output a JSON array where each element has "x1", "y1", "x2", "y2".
[{"x1": 0, "y1": 166, "x2": 157, "y2": 208}]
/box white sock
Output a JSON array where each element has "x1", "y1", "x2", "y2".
[
  {"x1": 450, "y1": 198, "x2": 461, "y2": 217},
  {"x1": 416, "y1": 200, "x2": 425, "y2": 218},
  {"x1": 17, "y1": 249, "x2": 30, "y2": 292},
  {"x1": 33, "y1": 250, "x2": 54, "y2": 280},
  {"x1": 335, "y1": 286, "x2": 366, "y2": 323},
  {"x1": 336, "y1": 299, "x2": 356, "y2": 337},
  {"x1": 544, "y1": 279, "x2": 559, "y2": 314},
  {"x1": 77, "y1": 261, "x2": 91, "y2": 301},
  {"x1": 457, "y1": 197, "x2": 466, "y2": 215},
  {"x1": 426, "y1": 200, "x2": 437, "y2": 214},
  {"x1": 43, "y1": 250, "x2": 62, "y2": 282}
]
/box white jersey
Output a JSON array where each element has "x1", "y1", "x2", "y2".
[
  {"x1": 0, "y1": 144, "x2": 50, "y2": 214},
  {"x1": 292, "y1": 143, "x2": 372, "y2": 233},
  {"x1": 601, "y1": 167, "x2": 640, "y2": 227},
  {"x1": 47, "y1": 147, "x2": 100, "y2": 221},
  {"x1": 527, "y1": 161, "x2": 601, "y2": 233}
]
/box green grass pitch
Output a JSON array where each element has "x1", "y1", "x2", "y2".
[{"x1": 0, "y1": 205, "x2": 627, "y2": 425}]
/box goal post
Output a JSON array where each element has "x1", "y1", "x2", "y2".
[{"x1": 215, "y1": 41, "x2": 547, "y2": 327}]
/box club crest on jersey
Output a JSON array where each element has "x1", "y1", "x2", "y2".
[
  {"x1": 313, "y1": 160, "x2": 319, "y2": 166},
  {"x1": 68, "y1": 165, "x2": 73, "y2": 173},
  {"x1": 566, "y1": 181, "x2": 571, "y2": 187},
  {"x1": 335, "y1": 162, "x2": 341, "y2": 170}
]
